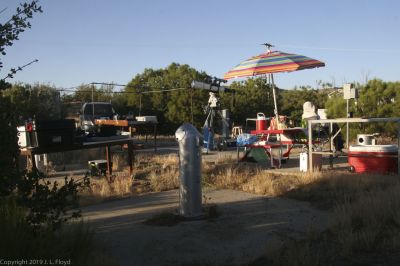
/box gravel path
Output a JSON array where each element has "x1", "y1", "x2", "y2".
[{"x1": 82, "y1": 189, "x2": 330, "y2": 266}]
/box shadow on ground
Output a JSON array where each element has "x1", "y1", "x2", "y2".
[{"x1": 82, "y1": 189, "x2": 330, "y2": 266}]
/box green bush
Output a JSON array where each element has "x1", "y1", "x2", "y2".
[
  {"x1": 0, "y1": 197, "x2": 116, "y2": 265},
  {"x1": 16, "y1": 172, "x2": 90, "y2": 230},
  {"x1": 0, "y1": 197, "x2": 87, "y2": 262}
]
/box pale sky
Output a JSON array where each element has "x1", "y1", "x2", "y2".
[{"x1": 1, "y1": 0, "x2": 400, "y2": 89}]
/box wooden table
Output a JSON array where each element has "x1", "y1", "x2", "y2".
[{"x1": 20, "y1": 137, "x2": 135, "y2": 177}]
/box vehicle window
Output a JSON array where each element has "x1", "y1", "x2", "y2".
[{"x1": 83, "y1": 104, "x2": 114, "y2": 117}]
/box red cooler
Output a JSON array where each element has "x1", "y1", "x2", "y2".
[
  {"x1": 348, "y1": 145, "x2": 398, "y2": 174},
  {"x1": 256, "y1": 113, "x2": 267, "y2": 131}
]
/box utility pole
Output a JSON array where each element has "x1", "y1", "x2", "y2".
[
  {"x1": 346, "y1": 98, "x2": 349, "y2": 148},
  {"x1": 91, "y1": 84, "x2": 94, "y2": 117}
]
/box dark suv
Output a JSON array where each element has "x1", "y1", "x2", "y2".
[{"x1": 79, "y1": 102, "x2": 116, "y2": 135}]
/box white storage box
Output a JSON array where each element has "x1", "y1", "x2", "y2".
[
  {"x1": 17, "y1": 126, "x2": 30, "y2": 148},
  {"x1": 300, "y1": 152, "x2": 322, "y2": 172},
  {"x1": 135, "y1": 116, "x2": 158, "y2": 123}
]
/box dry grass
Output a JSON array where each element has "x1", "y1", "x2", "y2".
[
  {"x1": 82, "y1": 152, "x2": 398, "y2": 212},
  {"x1": 204, "y1": 164, "x2": 251, "y2": 190},
  {"x1": 257, "y1": 182, "x2": 400, "y2": 266},
  {"x1": 151, "y1": 153, "x2": 179, "y2": 166},
  {"x1": 214, "y1": 152, "x2": 237, "y2": 164},
  {"x1": 284, "y1": 172, "x2": 399, "y2": 208},
  {"x1": 249, "y1": 171, "x2": 400, "y2": 265},
  {"x1": 89, "y1": 173, "x2": 133, "y2": 197},
  {"x1": 133, "y1": 153, "x2": 178, "y2": 170},
  {"x1": 136, "y1": 153, "x2": 179, "y2": 192},
  {"x1": 203, "y1": 164, "x2": 326, "y2": 199},
  {"x1": 203, "y1": 161, "x2": 399, "y2": 210},
  {"x1": 148, "y1": 165, "x2": 179, "y2": 192},
  {"x1": 79, "y1": 153, "x2": 180, "y2": 205},
  {"x1": 333, "y1": 184, "x2": 400, "y2": 255},
  {"x1": 200, "y1": 157, "x2": 400, "y2": 265},
  {"x1": 79, "y1": 172, "x2": 134, "y2": 206},
  {"x1": 112, "y1": 152, "x2": 128, "y2": 171}
]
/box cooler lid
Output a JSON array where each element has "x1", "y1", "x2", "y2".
[{"x1": 349, "y1": 145, "x2": 398, "y2": 153}]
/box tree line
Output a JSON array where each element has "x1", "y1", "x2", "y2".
[{"x1": 1, "y1": 63, "x2": 399, "y2": 136}]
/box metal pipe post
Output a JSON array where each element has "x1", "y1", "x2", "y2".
[
  {"x1": 139, "y1": 94, "x2": 142, "y2": 116},
  {"x1": 346, "y1": 99, "x2": 349, "y2": 148},
  {"x1": 308, "y1": 120, "x2": 313, "y2": 173},
  {"x1": 106, "y1": 145, "x2": 112, "y2": 176},
  {"x1": 154, "y1": 124, "x2": 157, "y2": 153},
  {"x1": 175, "y1": 123, "x2": 203, "y2": 218},
  {"x1": 270, "y1": 74, "x2": 279, "y2": 122},
  {"x1": 221, "y1": 109, "x2": 230, "y2": 139},
  {"x1": 329, "y1": 122, "x2": 333, "y2": 168},
  {"x1": 128, "y1": 141, "x2": 134, "y2": 175},
  {"x1": 91, "y1": 86, "x2": 94, "y2": 116}
]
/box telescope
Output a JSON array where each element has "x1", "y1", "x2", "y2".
[{"x1": 191, "y1": 80, "x2": 233, "y2": 93}]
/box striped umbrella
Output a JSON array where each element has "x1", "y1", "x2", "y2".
[
  {"x1": 224, "y1": 46, "x2": 325, "y2": 121},
  {"x1": 224, "y1": 50, "x2": 325, "y2": 79}
]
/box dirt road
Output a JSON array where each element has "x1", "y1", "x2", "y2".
[{"x1": 82, "y1": 189, "x2": 330, "y2": 266}]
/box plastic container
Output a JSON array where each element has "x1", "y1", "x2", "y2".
[
  {"x1": 256, "y1": 113, "x2": 267, "y2": 131},
  {"x1": 357, "y1": 134, "x2": 376, "y2": 145},
  {"x1": 348, "y1": 145, "x2": 398, "y2": 174}
]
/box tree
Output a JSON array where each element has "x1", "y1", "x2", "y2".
[
  {"x1": 0, "y1": 1, "x2": 42, "y2": 195},
  {"x1": 356, "y1": 79, "x2": 399, "y2": 135},
  {"x1": 163, "y1": 64, "x2": 209, "y2": 129},
  {"x1": 125, "y1": 68, "x2": 165, "y2": 117},
  {"x1": 2, "y1": 83, "x2": 61, "y2": 122},
  {"x1": 0, "y1": 93, "x2": 19, "y2": 195},
  {"x1": 0, "y1": 0, "x2": 42, "y2": 76},
  {"x1": 62, "y1": 84, "x2": 111, "y2": 103},
  {"x1": 325, "y1": 79, "x2": 399, "y2": 137},
  {"x1": 125, "y1": 63, "x2": 209, "y2": 133}
]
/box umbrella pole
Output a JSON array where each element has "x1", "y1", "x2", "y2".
[{"x1": 270, "y1": 74, "x2": 279, "y2": 121}]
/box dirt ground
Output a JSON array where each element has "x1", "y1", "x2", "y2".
[{"x1": 82, "y1": 188, "x2": 331, "y2": 266}]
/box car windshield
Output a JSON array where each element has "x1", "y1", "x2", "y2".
[{"x1": 83, "y1": 103, "x2": 114, "y2": 117}]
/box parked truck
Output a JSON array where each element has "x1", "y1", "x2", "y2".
[{"x1": 78, "y1": 102, "x2": 117, "y2": 136}]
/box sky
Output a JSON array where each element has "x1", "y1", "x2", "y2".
[{"x1": 1, "y1": 0, "x2": 400, "y2": 90}]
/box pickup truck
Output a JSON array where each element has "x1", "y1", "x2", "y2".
[{"x1": 78, "y1": 102, "x2": 117, "y2": 136}]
